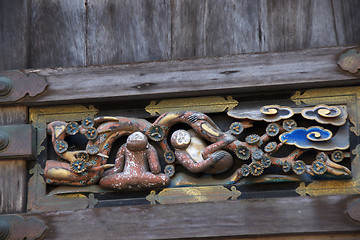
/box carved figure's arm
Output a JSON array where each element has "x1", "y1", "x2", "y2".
[
  {"x1": 47, "y1": 121, "x2": 67, "y2": 143},
  {"x1": 102, "y1": 144, "x2": 126, "y2": 177},
  {"x1": 147, "y1": 144, "x2": 161, "y2": 174},
  {"x1": 202, "y1": 135, "x2": 237, "y2": 159},
  {"x1": 175, "y1": 150, "x2": 221, "y2": 173},
  {"x1": 306, "y1": 152, "x2": 351, "y2": 176},
  {"x1": 114, "y1": 144, "x2": 126, "y2": 172}
]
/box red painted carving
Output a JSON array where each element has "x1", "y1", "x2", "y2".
[{"x1": 100, "y1": 132, "x2": 170, "y2": 190}]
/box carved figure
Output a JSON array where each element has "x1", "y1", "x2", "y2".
[
  {"x1": 100, "y1": 132, "x2": 170, "y2": 190},
  {"x1": 171, "y1": 129, "x2": 233, "y2": 174},
  {"x1": 152, "y1": 111, "x2": 253, "y2": 163},
  {"x1": 45, "y1": 115, "x2": 167, "y2": 186}
]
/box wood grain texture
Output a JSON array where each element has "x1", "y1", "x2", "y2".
[
  {"x1": 0, "y1": 106, "x2": 27, "y2": 214},
  {"x1": 332, "y1": 0, "x2": 360, "y2": 46},
  {"x1": 171, "y1": 0, "x2": 360, "y2": 60},
  {"x1": 21, "y1": 45, "x2": 360, "y2": 105},
  {"x1": 0, "y1": 0, "x2": 29, "y2": 71},
  {"x1": 171, "y1": 0, "x2": 207, "y2": 59},
  {"x1": 258, "y1": 0, "x2": 339, "y2": 52},
  {"x1": 25, "y1": 195, "x2": 360, "y2": 239},
  {"x1": 87, "y1": 0, "x2": 171, "y2": 65},
  {"x1": 0, "y1": 106, "x2": 27, "y2": 125},
  {"x1": 305, "y1": 0, "x2": 338, "y2": 48},
  {"x1": 1, "y1": 0, "x2": 360, "y2": 69},
  {"x1": 30, "y1": 0, "x2": 86, "y2": 68},
  {"x1": 171, "y1": 0, "x2": 260, "y2": 59},
  {"x1": 205, "y1": 0, "x2": 260, "y2": 57},
  {"x1": 219, "y1": 233, "x2": 360, "y2": 240},
  {"x1": 0, "y1": 160, "x2": 27, "y2": 213}
]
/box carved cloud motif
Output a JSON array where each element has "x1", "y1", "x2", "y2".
[
  {"x1": 301, "y1": 105, "x2": 348, "y2": 126},
  {"x1": 228, "y1": 105, "x2": 294, "y2": 122},
  {"x1": 279, "y1": 125, "x2": 349, "y2": 151}
]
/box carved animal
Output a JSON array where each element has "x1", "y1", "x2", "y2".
[
  {"x1": 100, "y1": 132, "x2": 170, "y2": 190},
  {"x1": 171, "y1": 129, "x2": 233, "y2": 174}
]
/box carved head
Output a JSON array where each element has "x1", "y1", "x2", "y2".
[
  {"x1": 171, "y1": 129, "x2": 191, "y2": 150},
  {"x1": 126, "y1": 132, "x2": 148, "y2": 151}
]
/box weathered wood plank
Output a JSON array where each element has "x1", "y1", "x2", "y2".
[
  {"x1": 0, "y1": 160, "x2": 27, "y2": 213},
  {"x1": 0, "y1": 106, "x2": 27, "y2": 125},
  {"x1": 172, "y1": 0, "x2": 260, "y2": 59},
  {"x1": 1, "y1": 0, "x2": 359, "y2": 70},
  {"x1": 30, "y1": 0, "x2": 86, "y2": 68},
  {"x1": 25, "y1": 195, "x2": 360, "y2": 239},
  {"x1": 20, "y1": 45, "x2": 360, "y2": 105},
  {"x1": 1, "y1": 0, "x2": 359, "y2": 71},
  {"x1": 0, "y1": 0, "x2": 29, "y2": 71},
  {"x1": 258, "y1": 0, "x2": 339, "y2": 52},
  {"x1": 205, "y1": 0, "x2": 260, "y2": 57},
  {"x1": 171, "y1": 0, "x2": 207, "y2": 59},
  {"x1": 87, "y1": 0, "x2": 171, "y2": 65},
  {"x1": 172, "y1": 0, "x2": 360, "y2": 59},
  {"x1": 305, "y1": 0, "x2": 339, "y2": 48},
  {"x1": 332, "y1": 0, "x2": 360, "y2": 46},
  {"x1": 0, "y1": 106, "x2": 27, "y2": 214},
  {"x1": 223, "y1": 233, "x2": 360, "y2": 240},
  {"x1": 258, "y1": 0, "x2": 301, "y2": 51}
]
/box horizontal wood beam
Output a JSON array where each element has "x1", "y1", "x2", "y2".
[
  {"x1": 17, "y1": 45, "x2": 360, "y2": 106},
  {"x1": 23, "y1": 195, "x2": 360, "y2": 239}
]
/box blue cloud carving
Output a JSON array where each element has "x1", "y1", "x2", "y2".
[{"x1": 279, "y1": 126, "x2": 349, "y2": 151}]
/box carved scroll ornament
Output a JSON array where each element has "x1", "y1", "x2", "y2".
[{"x1": 45, "y1": 105, "x2": 351, "y2": 191}]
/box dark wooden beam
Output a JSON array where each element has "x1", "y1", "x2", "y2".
[
  {"x1": 0, "y1": 106, "x2": 28, "y2": 214},
  {"x1": 24, "y1": 195, "x2": 360, "y2": 239},
  {"x1": 16, "y1": 45, "x2": 359, "y2": 106}
]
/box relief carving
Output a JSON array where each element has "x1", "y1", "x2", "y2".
[{"x1": 44, "y1": 105, "x2": 351, "y2": 191}]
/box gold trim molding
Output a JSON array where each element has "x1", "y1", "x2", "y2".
[
  {"x1": 30, "y1": 105, "x2": 98, "y2": 155},
  {"x1": 146, "y1": 186, "x2": 241, "y2": 205},
  {"x1": 145, "y1": 96, "x2": 238, "y2": 116}
]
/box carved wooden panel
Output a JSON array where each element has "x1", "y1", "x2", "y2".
[{"x1": 26, "y1": 88, "x2": 360, "y2": 212}]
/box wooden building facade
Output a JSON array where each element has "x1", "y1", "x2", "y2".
[{"x1": 1, "y1": 0, "x2": 360, "y2": 239}]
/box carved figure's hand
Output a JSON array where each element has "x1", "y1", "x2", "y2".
[
  {"x1": 90, "y1": 164, "x2": 115, "y2": 171},
  {"x1": 307, "y1": 152, "x2": 351, "y2": 176},
  {"x1": 325, "y1": 159, "x2": 351, "y2": 176}
]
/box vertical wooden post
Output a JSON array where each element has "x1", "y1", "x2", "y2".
[{"x1": 0, "y1": 106, "x2": 28, "y2": 214}]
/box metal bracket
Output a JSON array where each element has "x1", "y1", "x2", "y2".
[
  {"x1": 338, "y1": 47, "x2": 360, "y2": 74},
  {"x1": 0, "y1": 70, "x2": 47, "y2": 103},
  {"x1": 0, "y1": 215, "x2": 47, "y2": 240},
  {"x1": 0, "y1": 125, "x2": 36, "y2": 160},
  {"x1": 346, "y1": 199, "x2": 360, "y2": 223}
]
